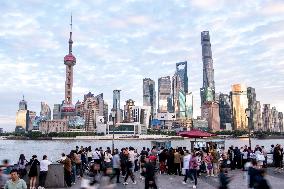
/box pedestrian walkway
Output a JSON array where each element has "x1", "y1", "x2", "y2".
[{"x1": 51, "y1": 168, "x2": 283, "y2": 189}]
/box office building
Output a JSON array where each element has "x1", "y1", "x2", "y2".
[
  {"x1": 262, "y1": 104, "x2": 272, "y2": 131},
  {"x1": 15, "y1": 96, "x2": 29, "y2": 132},
  {"x1": 193, "y1": 117, "x2": 209, "y2": 131},
  {"x1": 39, "y1": 120, "x2": 68, "y2": 134},
  {"x1": 143, "y1": 78, "x2": 156, "y2": 119},
  {"x1": 28, "y1": 111, "x2": 37, "y2": 131},
  {"x1": 53, "y1": 104, "x2": 61, "y2": 120},
  {"x1": 247, "y1": 87, "x2": 257, "y2": 130},
  {"x1": 219, "y1": 93, "x2": 232, "y2": 130},
  {"x1": 200, "y1": 31, "x2": 215, "y2": 105},
  {"x1": 278, "y1": 112, "x2": 283, "y2": 132},
  {"x1": 176, "y1": 61, "x2": 188, "y2": 93},
  {"x1": 131, "y1": 106, "x2": 151, "y2": 129},
  {"x1": 185, "y1": 92, "x2": 193, "y2": 119},
  {"x1": 255, "y1": 101, "x2": 262, "y2": 131},
  {"x1": 231, "y1": 84, "x2": 248, "y2": 130},
  {"x1": 113, "y1": 90, "x2": 122, "y2": 123},
  {"x1": 271, "y1": 107, "x2": 279, "y2": 132},
  {"x1": 201, "y1": 101, "x2": 220, "y2": 131},
  {"x1": 40, "y1": 102, "x2": 51, "y2": 120},
  {"x1": 124, "y1": 99, "x2": 135, "y2": 122},
  {"x1": 158, "y1": 76, "x2": 171, "y2": 113},
  {"x1": 103, "y1": 102, "x2": 108, "y2": 124}
]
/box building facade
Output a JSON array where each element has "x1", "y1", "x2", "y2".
[
  {"x1": 15, "y1": 96, "x2": 29, "y2": 132},
  {"x1": 201, "y1": 102, "x2": 220, "y2": 131},
  {"x1": 231, "y1": 84, "x2": 248, "y2": 130},
  {"x1": 219, "y1": 93, "x2": 232, "y2": 130},
  {"x1": 262, "y1": 104, "x2": 272, "y2": 131},
  {"x1": 278, "y1": 112, "x2": 283, "y2": 132},
  {"x1": 39, "y1": 120, "x2": 68, "y2": 134},
  {"x1": 40, "y1": 102, "x2": 51, "y2": 120},
  {"x1": 255, "y1": 101, "x2": 262, "y2": 131},
  {"x1": 200, "y1": 31, "x2": 215, "y2": 105},
  {"x1": 158, "y1": 76, "x2": 171, "y2": 113},
  {"x1": 113, "y1": 90, "x2": 122, "y2": 123},
  {"x1": 53, "y1": 104, "x2": 61, "y2": 120},
  {"x1": 143, "y1": 78, "x2": 156, "y2": 119},
  {"x1": 247, "y1": 87, "x2": 258, "y2": 130},
  {"x1": 124, "y1": 99, "x2": 135, "y2": 122}
]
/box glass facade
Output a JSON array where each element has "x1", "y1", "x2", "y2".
[
  {"x1": 16, "y1": 110, "x2": 28, "y2": 131},
  {"x1": 231, "y1": 84, "x2": 248, "y2": 130},
  {"x1": 158, "y1": 76, "x2": 171, "y2": 113}
]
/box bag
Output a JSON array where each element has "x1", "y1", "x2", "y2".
[{"x1": 256, "y1": 154, "x2": 265, "y2": 161}]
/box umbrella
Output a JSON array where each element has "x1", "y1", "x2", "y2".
[{"x1": 179, "y1": 129, "x2": 217, "y2": 138}]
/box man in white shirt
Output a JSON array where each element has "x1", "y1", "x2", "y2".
[
  {"x1": 92, "y1": 148, "x2": 102, "y2": 165},
  {"x1": 38, "y1": 155, "x2": 52, "y2": 189},
  {"x1": 182, "y1": 150, "x2": 192, "y2": 184}
]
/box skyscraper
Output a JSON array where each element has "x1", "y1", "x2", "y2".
[
  {"x1": 40, "y1": 102, "x2": 51, "y2": 120},
  {"x1": 278, "y1": 112, "x2": 283, "y2": 132},
  {"x1": 158, "y1": 76, "x2": 171, "y2": 113},
  {"x1": 143, "y1": 78, "x2": 156, "y2": 119},
  {"x1": 113, "y1": 90, "x2": 122, "y2": 123},
  {"x1": 61, "y1": 15, "x2": 76, "y2": 117},
  {"x1": 200, "y1": 31, "x2": 215, "y2": 105},
  {"x1": 271, "y1": 107, "x2": 279, "y2": 132},
  {"x1": 255, "y1": 101, "x2": 262, "y2": 131},
  {"x1": 231, "y1": 84, "x2": 248, "y2": 130},
  {"x1": 16, "y1": 96, "x2": 29, "y2": 132},
  {"x1": 124, "y1": 99, "x2": 135, "y2": 122},
  {"x1": 247, "y1": 87, "x2": 257, "y2": 130},
  {"x1": 262, "y1": 104, "x2": 272, "y2": 131},
  {"x1": 219, "y1": 93, "x2": 232, "y2": 130},
  {"x1": 53, "y1": 104, "x2": 61, "y2": 120},
  {"x1": 176, "y1": 61, "x2": 188, "y2": 93}
]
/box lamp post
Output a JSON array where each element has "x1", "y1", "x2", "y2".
[
  {"x1": 111, "y1": 108, "x2": 116, "y2": 154},
  {"x1": 245, "y1": 108, "x2": 251, "y2": 148}
]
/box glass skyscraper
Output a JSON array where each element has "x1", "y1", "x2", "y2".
[
  {"x1": 143, "y1": 78, "x2": 156, "y2": 119},
  {"x1": 158, "y1": 76, "x2": 171, "y2": 113}
]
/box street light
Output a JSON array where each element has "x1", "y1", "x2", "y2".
[
  {"x1": 111, "y1": 108, "x2": 116, "y2": 154},
  {"x1": 245, "y1": 108, "x2": 251, "y2": 148}
]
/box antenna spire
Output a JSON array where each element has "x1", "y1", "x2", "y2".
[{"x1": 69, "y1": 13, "x2": 73, "y2": 54}]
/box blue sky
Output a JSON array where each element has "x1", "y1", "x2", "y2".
[{"x1": 0, "y1": 0, "x2": 284, "y2": 131}]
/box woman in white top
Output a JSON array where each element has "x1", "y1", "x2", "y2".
[{"x1": 104, "y1": 151, "x2": 113, "y2": 168}]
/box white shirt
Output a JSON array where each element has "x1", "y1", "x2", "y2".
[
  {"x1": 183, "y1": 154, "x2": 192, "y2": 169},
  {"x1": 40, "y1": 159, "x2": 52, "y2": 171},
  {"x1": 92, "y1": 150, "x2": 101, "y2": 160},
  {"x1": 104, "y1": 152, "x2": 113, "y2": 163},
  {"x1": 128, "y1": 150, "x2": 135, "y2": 163}
]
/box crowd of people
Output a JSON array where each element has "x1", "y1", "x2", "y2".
[{"x1": 0, "y1": 143, "x2": 282, "y2": 189}]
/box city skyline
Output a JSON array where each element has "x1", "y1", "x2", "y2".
[{"x1": 1, "y1": 0, "x2": 284, "y2": 131}]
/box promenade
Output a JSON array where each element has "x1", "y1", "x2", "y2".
[{"x1": 54, "y1": 168, "x2": 283, "y2": 189}]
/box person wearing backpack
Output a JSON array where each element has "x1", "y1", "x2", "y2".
[
  {"x1": 16, "y1": 154, "x2": 28, "y2": 179},
  {"x1": 189, "y1": 152, "x2": 198, "y2": 189}
]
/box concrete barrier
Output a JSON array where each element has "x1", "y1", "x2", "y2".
[{"x1": 23, "y1": 163, "x2": 65, "y2": 188}]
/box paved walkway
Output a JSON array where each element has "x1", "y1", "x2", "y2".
[{"x1": 53, "y1": 168, "x2": 283, "y2": 189}]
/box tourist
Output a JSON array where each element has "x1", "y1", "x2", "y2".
[
  {"x1": 211, "y1": 146, "x2": 220, "y2": 176},
  {"x1": 158, "y1": 148, "x2": 167, "y2": 174},
  {"x1": 69, "y1": 151, "x2": 77, "y2": 184},
  {"x1": 144, "y1": 157, "x2": 157, "y2": 189},
  {"x1": 4, "y1": 169, "x2": 27, "y2": 189},
  {"x1": 189, "y1": 152, "x2": 199, "y2": 189},
  {"x1": 254, "y1": 169, "x2": 270, "y2": 189},
  {"x1": 92, "y1": 148, "x2": 102, "y2": 166},
  {"x1": 255, "y1": 148, "x2": 265, "y2": 169},
  {"x1": 174, "y1": 149, "x2": 181, "y2": 176},
  {"x1": 182, "y1": 150, "x2": 192, "y2": 184},
  {"x1": 0, "y1": 168, "x2": 9, "y2": 189},
  {"x1": 273, "y1": 144, "x2": 282, "y2": 173},
  {"x1": 219, "y1": 164, "x2": 232, "y2": 189},
  {"x1": 228, "y1": 146, "x2": 235, "y2": 170},
  {"x1": 16, "y1": 154, "x2": 28, "y2": 179},
  {"x1": 87, "y1": 147, "x2": 93, "y2": 164},
  {"x1": 167, "y1": 148, "x2": 175, "y2": 175},
  {"x1": 261, "y1": 146, "x2": 267, "y2": 168},
  {"x1": 38, "y1": 155, "x2": 52, "y2": 189},
  {"x1": 203, "y1": 152, "x2": 213, "y2": 177},
  {"x1": 134, "y1": 149, "x2": 139, "y2": 172},
  {"x1": 111, "y1": 149, "x2": 121, "y2": 183},
  {"x1": 248, "y1": 160, "x2": 260, "y2": 188},
  {"x1": 242, "y1": 148, "x2": 249, "y2": 170},
  {"x1": 74, "y1": 150, "x2": 82, "y2": 177},
  {"x1": 141, "y1": 147, "x2": 149, "y2": 157},
  {"x1": 60, "y1": 154, "x2": 72, "y2": 187},
  {"x1": 120, "y1": 148, "x2": 128, "y2": 177},
  {"x1": 234, "y1": 147, "x2": 242, "y2": 169},
  {"x1": 123, "y1": 149, "x2": 136, "y2": 185},
  {"x1": 1, "y1": 160, "x2": 12, "y2": 176},
  {"x1": 28, "y1": 155, "x2": 40, "y2": 189},
  {"x1": 103, "y1": 150, "x2": 113, "y2": 169}
]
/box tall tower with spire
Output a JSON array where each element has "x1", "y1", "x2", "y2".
[
  {"x1": 61, "y1": 15, "x2": 76, "y2": 118},
  {"x1": 200, "y1": 31, "x2": 215, "y2": 105}
]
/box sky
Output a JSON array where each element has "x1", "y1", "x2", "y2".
[{"x1": 0, "y1": 0, "x2": 284, "y2": 131}]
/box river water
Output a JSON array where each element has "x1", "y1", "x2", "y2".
[{"x1": 0, "y1": 138, "x2": 282, "y2": 164}]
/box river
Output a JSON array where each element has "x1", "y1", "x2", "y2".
[{"x1": 0, "y1": 138, "x2": 282, "y2": 164}]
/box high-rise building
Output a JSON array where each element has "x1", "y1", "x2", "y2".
[
  {"x1": 219, "y1": 93, "x2": 232, "y2": 130},
  {"x1": 200, "y1": 31, "x2": 215, "y2": 105},
  {"x1": 201, "y1": 102, "x2": 220, "y2": 131},
  {"x1": 158, "y1": 76, "x2": 171, "y2": 113},
  {"x1": 61, "y1": 16, "x2": 76, "y2": 118},
  {"x1": 185, "y1": 92, "x2": 193, "y2": 119},
  {"x1": 262, "y1": 104, "x2": 272, "y2": 131},
  {"x1": 103, "y1": 102, "x2": 108, "y2": 124},
  {"x1": 131, "y1": 106, "x2": 151, "y2": 130},
  {"x1": 271, "y1": 107, "x2": 279, "y2": 132},
  {"x1": 255, "y1": 101, "x2": 262, "y2": 131},
  {"x1": 124, "y1": 99, "x2": 135, "y2": 122},
  {"x1": 231, "y1": 84, "x2": 248, "y2": 130},
  {"x1": 53, "y1": 104, "x2": 61, "y2": 120},
  {"x1": 40, "y1": 102, "x2": 51, "y2": 120},
  {"x1": 113, "y1": 90, "x2": 122, "y2": 123},
  {"x1": 28, "y1": 111, "x2": 37, "y2": 130},
  {"x1": 247, "y1": 87, "x2": 257, "y2": 130},
  {"x1": 15, "y1": 96, "x2": 29, "y2": 132},
  {"x1": 176, "y1": 61, "x2": 188, "y2": 93},
  {"x1": 278, "y1": 112, "x2": 283, "y2": 132},
  {"x1": 143, "y1": 78, "x2": 156, "y2": 119}
]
